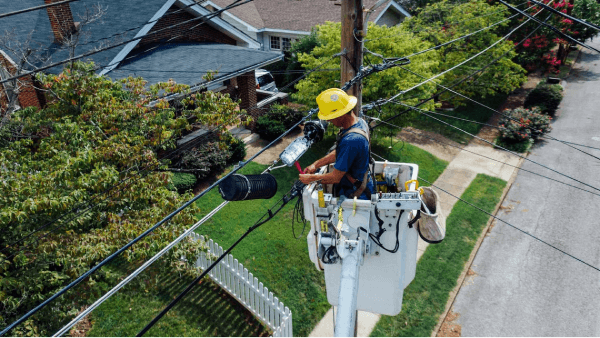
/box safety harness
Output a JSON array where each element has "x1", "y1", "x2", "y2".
[{"x1": 334, "y1": 120, "x2": 372, "y2": 199}]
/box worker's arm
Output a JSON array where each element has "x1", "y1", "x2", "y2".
[
  {"x1": 299, "y1": 168, "x2": 345, "y2": 185},
  {"x1": 303, "y1": 150, "x2": 336, "y2": 174}
]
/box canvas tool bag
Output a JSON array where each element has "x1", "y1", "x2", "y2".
[{"x1": 416, "y1": 186, "x2": 446, "y2": 244}]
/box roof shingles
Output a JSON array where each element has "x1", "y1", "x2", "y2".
[{"x1": 208, "y1": 0, "x2": 392, "y2": 31}]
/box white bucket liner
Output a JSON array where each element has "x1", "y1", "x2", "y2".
[{"x1": 417, "y1": 187, "x2": 446, "y2": 244}]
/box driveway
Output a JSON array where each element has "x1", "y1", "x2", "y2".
[{"x1": 449, "y1": 41, "x2": 600, "y2": 335}]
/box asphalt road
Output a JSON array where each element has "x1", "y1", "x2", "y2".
[{"x1": 451, "y1": 39, "x2": 600, "y2": 336}]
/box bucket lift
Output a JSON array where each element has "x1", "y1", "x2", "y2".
[{"x1": 302, "y1": 162, "x2": 423, "y2": 336}]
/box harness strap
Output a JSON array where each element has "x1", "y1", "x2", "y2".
[{"x1": 336, "y1": 126, "x2": 371, "y2": 199}]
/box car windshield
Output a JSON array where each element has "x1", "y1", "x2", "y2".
[{"x1": 257, "y1": 74, "x2": 274, "y2": 86}]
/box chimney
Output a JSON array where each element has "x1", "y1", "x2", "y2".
[{"x1": 45, "y1": 0, "x2": 76, "y2": 42}]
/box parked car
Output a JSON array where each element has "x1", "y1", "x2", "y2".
[{"x1": 255, "y1": 69, "x2": 278, "y2": 92}]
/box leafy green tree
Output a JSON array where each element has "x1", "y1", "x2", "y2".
[
  {"x1": 571, "y1": 0, "x2": 600, "y2": 42},
  {"x1": 405, "y1": 0, "x2": 527, "y2": 105},
  {"x1": 0, "y1": 61, "x2": 246, "y2": 335},
  {"x1": 292, "y1": 21, "x2": 440, "y2": 135}
]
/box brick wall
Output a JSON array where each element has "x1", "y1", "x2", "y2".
[
  {"x1": 0, "y1": 52, "x2": 42, "y2": 111},
  {"x1": 44, "y1": 0, "x2": 76, "y2": 42},
  {"x1": 236, "y1": 72, "x2": 259, "y2": 130},
  {"x1": 137, "y1": 7, "x2": 237, "y2": 48}
]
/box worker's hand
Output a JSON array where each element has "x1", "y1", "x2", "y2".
[
  {"x1": 304, "y1": 163, "x2": 318, "y2": 174},
  {"x1": 299, "y1": 174, "x2": 314, "y2": 185}
]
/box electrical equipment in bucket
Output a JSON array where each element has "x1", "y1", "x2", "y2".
[{"x1": 303, "y1": 161, "x2": 423, "y2": 316}]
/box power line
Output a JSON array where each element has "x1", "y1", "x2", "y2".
[
  {"x1": 369, "y1": 11, "x2": 553, "y2": 128},
  {"x1": 528, "y1": 0, "x2": 600, "y2": 31},
  {"x1": 416, "y1": 176, "x2": 600, "y2": 273},
  {"x1": 386, "y1": 4, "x2": 549, "y2": 103},
  {"x1": 369, "y1": 151, "x2": 600, "y2": 272},
  {"x1": 0, "y1": 0, "x2": 79, "y2": 19},
  {"x1": 1, "y1": 50, "x2": 399, "y2": 335},
  {"x1": 396, "y1": 66, "x2": 600, "y2": 162},
  {"x1": 368, "y1": 116, "x2": 600, "y2": 197},
  {"x1": 0, "y1": 0, "x2": 252, "y2": 86},
  {"x1": 1, "y1": 49, "x2": 345, "y2": 266},
  {"x1": 136, "y1": 182, "x2": 304, "y2": 336},
  {"x1": 52, "y1": 200, "x2": 230, "y2": 336},
  {"x1": 394, "y1": 102, "x2": 600, "y2": 194},
  {"x1": 360, "y1": 1, "x2": 529, "y2": 43},
  {"x1": 498, "y1": 0, "x2": 600, "y2": 54},
  {"x1": 400, "y1": 3, "x2": 538, "y2": 60}
]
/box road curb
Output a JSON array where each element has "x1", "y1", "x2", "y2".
[{"x1": 431, "y1": 155, "x2": 526, "y2": 337}]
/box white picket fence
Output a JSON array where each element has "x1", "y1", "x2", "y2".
[{"x1": 189, "y1": 233, "x2": 293, "y2": 337}]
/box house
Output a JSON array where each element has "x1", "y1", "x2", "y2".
[
  {"x1": 200, "y1": 0, "x2": 411, "y2": 52},
  {"x1": 0, "y1": 0, "x2": 284, "y2": 122}
]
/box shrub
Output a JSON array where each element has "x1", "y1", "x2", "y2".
[
  {"x1": 227, "y1": 135, "x2": 247, "y2": 164},
  {"x1": 498, "y1": 107, "x2": 552, "y2": 145},
  {"x1": 524, "y1": 81, "x2": 563, "y2": 115},
  {"x1": 256, "y1": 115, "x2": 287, "y2": 141},
  {"x1": 256, "y1": 104, "x2": 304, "y2": 141},
  {"x1": 179, "y1": 141, "x2": 231, "y2": 180},
  {"x1": 169, "y1": 172, "x2": 197, "y2": 193}
]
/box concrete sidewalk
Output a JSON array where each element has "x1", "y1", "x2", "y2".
[{"x1": 309, "y1": 141, "x2": 521, "y2": 337}]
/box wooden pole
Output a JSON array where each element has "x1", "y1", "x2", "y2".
[{"x1": 341, "y1": 0, "x2": 364, "y2": 116}]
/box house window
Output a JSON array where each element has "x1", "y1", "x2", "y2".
[
  {"x1": 282, "y1": 37, "x2": 292, "y2": 51},
  {"x1": 270, "y1": 36, "x2": 281, "y2": 50}
]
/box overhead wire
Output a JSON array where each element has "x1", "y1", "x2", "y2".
[
  {"x1": 370, "y1": 10, "x2": 554, "y2": 128},
  {"x1": 1, "y1": 45, "x2": 366, "y2": 335},
  {"x1": 369, "y1": 152, "x2": 600, "y2": 273},
  {"x1": 396, "y1": 65, "x2": 600, "y2": 162},
  {"x1": 416, "y1": 176, "x2": 600, "y2": 272},
  {"x1": 359, "y1": 1, "x2": 529, "y2": 43},
  {"x1": 0, "y1": 0, "x2": 253, "y2": 86},
  {"x1": 1, "y1": 49, "x2": 346, "y2": 265},
  {"x1": 0, "y1": 0, "x2": 79, "y2": 19},
  {"x1": 368, "y1": 117, "x2": 600, "y2": 197},
  {"x1": 393, "y1": 101, "x2": 600, "y2": 193},
  {"x1": 385, "y1": 3, "x2": 550, "y2": 103},
  {"x1": 2, "y1": 0, "x2": 347, "y2": 257},
  {"x1": 136, "y1": 181, "x2": 305, "y2": 336},
  {"x1": 498, "y1": 0, "x2": 600, "y2": 54},
  {"x1": 528, "y1": 0, "x2": 600, "y2": 31}
]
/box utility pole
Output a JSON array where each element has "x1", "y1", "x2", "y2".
[{"x1": 341, "y1": 0, "x2": 364, "y2": 116}]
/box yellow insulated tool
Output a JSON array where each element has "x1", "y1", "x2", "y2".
[{"x1": 337, "y1": 206, "x2": 344, "y2": 232}]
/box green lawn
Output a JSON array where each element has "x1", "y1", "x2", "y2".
[
  {"x1": 409, "y1": 93, "x2": 508, "y2": 144},
  {"x1": 194, "y1": 135, "x2": 448, "y2": 336},
  {"x1": 85, "y1": 135, "x2": 448, "y2": 337},
  {"x1": 371, "y1": 174, "x2": 507, "y2": 336},
  {"x1": 87, "y1": 265, "x2": 268, "y2": 337}
]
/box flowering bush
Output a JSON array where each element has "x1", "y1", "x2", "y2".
[{"x1": 498, "y1": 107, "x2": 552, "y2": 144}]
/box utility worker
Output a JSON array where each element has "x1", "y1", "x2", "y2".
[{"x1": 299, "y1": 88, "x2": 374, "y2": 200}]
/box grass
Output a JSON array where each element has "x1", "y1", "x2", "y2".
[
  {"x1": 371, "y1": 174, "x2": 507, "y2": 337},
  {"x1": 409, "y1": 93, "x2": 508, "y2": 145},
  {"x1": 87, "y1": 265, "x2": 268, "y2": 337},
  {"x1": 193, "y1": 135, "x2": 449, "y2": 336},
  {"x1": 84, "y1": 135, "x2": 448, "y2": 337}
]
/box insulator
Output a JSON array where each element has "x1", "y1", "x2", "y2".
[{"x1": 218, "y1": 174, "x2": 278, "y2": 201}]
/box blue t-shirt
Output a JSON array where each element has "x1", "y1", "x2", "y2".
[{"x1": 334, "y1": 118, "x2": 375, "y2": 199}]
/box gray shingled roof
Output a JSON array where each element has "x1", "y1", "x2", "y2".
[
  {"x1": 0, "y1": 0, "x2": 167, "y2": 73},
  {"x1": 209, "y1": 0, "x2": 400, "y2": 32},
  {"x1": 0, "y1": 0, "x2": 267, "y2": 81},
  {"x1": 107, "y1": 43, "x2": 281, "y2": 86}
]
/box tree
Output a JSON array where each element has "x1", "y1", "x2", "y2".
[
  {"x1": 0, "y1": 61, "x2": 247, "y2": 335},
  {"x1": 292, "y1": 21, "x2": 441, "y2": 137},
  {"x1": 404, "y1": 0, "x2": 527, "y2": 104}
]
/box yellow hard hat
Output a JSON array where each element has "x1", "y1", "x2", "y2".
[{"x1": 316, "y1": 88, "x2": 357, "y2": 120}]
